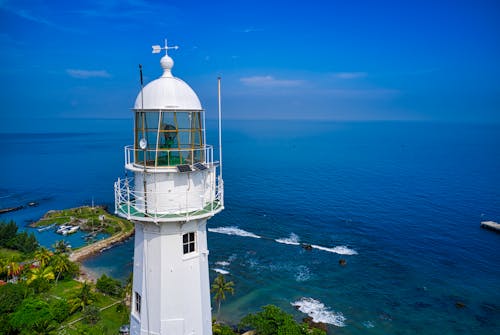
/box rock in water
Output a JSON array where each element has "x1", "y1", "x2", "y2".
[{"x1": 302, "y1": 243, "x2": 313, "y2": 251}]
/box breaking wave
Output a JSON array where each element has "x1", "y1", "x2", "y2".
[
  {"x1": 292, "y1": 297, "x2": 346, "y2": 327},
  {"x1": 311, "y1": 244, "x2": 358, "y2": 255},
  {"x1": 208, "y1": 226, "x2": 261, "y2": 239},
  {"x1": 294, "y1": 265, "x2": 311, "y2": 282},
  {"x1": 276, "y1": 232, "x2": 300, "y2": 245},
  {"x1": 362, "y1": 321, "x2": 375, "y2": 328},
  {"x1": 209, "y1": 228, "x2": 357, "y2": 256},
  {"x1": 215, "y1": 261, "x2": 230, "y2": 266}
]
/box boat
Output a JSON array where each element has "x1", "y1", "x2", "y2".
[
  {"x1": 37, "y1": 223, "x2": 56, "y2": 232},
  {"x1": 83, "y1": 231, "x2": 98, "y2": 240},
  {"x1": 56, "y1": 225, "x2": 72, "y2": 234},
  {"x1": 481, "y1": 221, "x2": 500, "y2": 233},
  {"x1": 62, "y1": 226, "x2": 80, "y2": 235}
]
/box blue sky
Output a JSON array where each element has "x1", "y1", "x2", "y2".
[{"x1": 0, "y1": 0, "x2": 498, "y2": 124}]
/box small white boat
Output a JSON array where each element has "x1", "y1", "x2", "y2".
[
  {"x1": 56, "y1": 225, "x2": 72, "y2": 234},
  {"x1": 38, "y1": 223, "x2": 56, "y2": 232},
  {"x1": 62, "y1": 226, "x2": 80, "y2": 235},
  {"x1": 481, "y1": 221, "x2": 500, "y2": 232}
]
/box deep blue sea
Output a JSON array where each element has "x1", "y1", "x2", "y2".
[{"x1": 1, "y1": 119, "x2": 499, "y2": 334}]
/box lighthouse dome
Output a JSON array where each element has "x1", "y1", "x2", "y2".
[{"x1": 133, "y1": 54, "x2": 202, "y2": 110}]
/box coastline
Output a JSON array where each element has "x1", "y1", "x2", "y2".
[
  {"x1": 69, "y1": 225, "x2": 134, "y2": 263},
  {"x1": 71, "y1": 225, "x2": 134, "y2": 283}
]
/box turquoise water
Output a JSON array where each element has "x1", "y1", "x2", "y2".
[{"x1": 1, "y1": 119, "x2": 499, "y2": 334}]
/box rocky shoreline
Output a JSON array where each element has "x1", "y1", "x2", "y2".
[{"x1": 69, "y1": 225, "x2": 134, "y2": 263}]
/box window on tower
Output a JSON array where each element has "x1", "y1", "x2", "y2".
[
  {"x1": 183, "y1": 232, "x2": 196, "y2": 254},
  {"x1": 135, "y1": 292, "x2": 141, "y2": 315}
]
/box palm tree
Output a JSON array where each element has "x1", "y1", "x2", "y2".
[
  {"x1": 51, "y1": 253, "x2": 71, "y2": 285},
  {"x1": 210, "y1": 274, "x2": 235, "y2": 316},
  {"x1": 71, "y1": 281, "x2": 95, "y2": 312},
  {"x1": 26, "y1": 265, "x2": 55, "y2": 285},
  {"x1": 6, "y1": 260, "x2": 21, "y2": 281},
  {"x1": 53, "y1": 240, "x2": 70, "y2": 254},
  {"x1": 34, "y1": 247, "x2": 52, "y2": 268}
]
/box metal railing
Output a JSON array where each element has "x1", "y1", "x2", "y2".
[
  {"x1": 124, "y1": 145, "x2": 214, "y2": 168},
  {"x1": 114, "y1": 177, "x2": 224, "y2": 223}
]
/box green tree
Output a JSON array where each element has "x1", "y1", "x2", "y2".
[
  {"x1": 34, "y1": 247, "x2": 52, "y2": 268},
  {"x1": 0, "y1": 282, "x2": 30, "y2": 334},
  {"x1": 213, "y1": 321, "x2": 237, "y2": 335},
  {"x1": 26, "y1": 265, "x2": 55, "y2": 285},
  {"x1": 10, "y1": 297, "x2": 57, "y2": 334},
  {"x1": 50, "y1": 298, "x2": 70, "y2": 323},
  {"x1": 96, "y1": 274, "x2": 123, "y2": 297},
  {"x1": 9, "y1": 231, "x2": 38, "y2": 253},
  {"x1": 53, "y1": 240, "x2": 71, "y2": 254},
  {"x1": 6, "y1": 260, "x2": 21, "y2": 280},
  {"x1": 50, "y1": 253, "x2": 71, "y2": 284},
  {"x1": 211, "y1": 274, "x2": 235, "y2": 316},
  {"x1": 239, "y1": 305, "x2": 326, "y2": 335},
  {"x1": 0, "y1": 220, "x2": 18, "y2": 247},
  {"x1": 70, "y1": 281, "x2": 95, "y2": 313}
]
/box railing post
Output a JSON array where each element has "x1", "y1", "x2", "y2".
[
  {"x1": 127, "y1": 180, "x2": 131, "y2": 218},
  {"x1": 114, "y1": 179, "x2": 119, "y2": 214}
]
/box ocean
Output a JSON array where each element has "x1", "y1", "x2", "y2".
[{"x1": 1, "y1": 119, "x2": 499, "y2": 334}]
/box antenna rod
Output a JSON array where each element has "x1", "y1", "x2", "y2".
[{"x1": 217, "y1": 77, "x2": 223, "y2": 180}]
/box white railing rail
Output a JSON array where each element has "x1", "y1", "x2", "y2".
[
  {"x1": 114, "y1": 177, "x2": 223, "y2": 223},
  {"x1": 124, "y1": 145, "x2": 214, "y2": 168}
]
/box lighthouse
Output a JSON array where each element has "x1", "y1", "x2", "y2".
[{"x1": 114, "y1": 40, "x2": 224, "y2": 335}]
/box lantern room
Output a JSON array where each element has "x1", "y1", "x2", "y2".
[{"x1": 132, "y1": 51, "x2": 206, "y2": 168}]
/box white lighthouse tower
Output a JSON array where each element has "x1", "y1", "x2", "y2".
[{"x1": 114, "y1": 40, "x2": 224, "y2": 335}]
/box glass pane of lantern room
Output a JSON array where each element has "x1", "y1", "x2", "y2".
[{"x1": 135, "y1": 111, "x2": 160, "y2": 166}]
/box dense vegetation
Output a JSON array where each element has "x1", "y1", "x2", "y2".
[
  {"x1": 239, "y1": 305, "x2": 326, "y2": 335},
  {"x1": 0, "y1": 220, "x2": 129, "y2": 335},
  {"x1": 0, "y1": 220, "x2": 38, "y2": 253}
]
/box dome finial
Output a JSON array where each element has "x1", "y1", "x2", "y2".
[{"x1": 152, "y1": 39, "x2": 179, "y2": 78}]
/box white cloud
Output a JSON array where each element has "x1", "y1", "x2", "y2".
[
  {"x1": 334, "y1": 72, "x2": 367, "y2": 79},
  {"x1": 240, "y1": 76, "x2": 304, "y2": 88},
  {"x1": 66, "y1": 69, "x2": 111, "y2": 79}
]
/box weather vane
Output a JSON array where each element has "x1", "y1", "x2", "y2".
[{"x1": 152, "y1": 39, "x2": 179, "y2": 55}]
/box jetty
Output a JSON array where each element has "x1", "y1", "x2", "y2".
[
  {"x1": 480, "y1": 221, "x2": 500, "y2": 233},
  {"x1": 69, "y1": 218, "x2": 134, "y2": 262}
]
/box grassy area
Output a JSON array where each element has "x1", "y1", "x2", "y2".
[
  {"x1": 0, "y1": 247, "x2": 25, "y2": 261},
  {"x1": 47, "y1": 279, "x2": 129, "y2": 335}
]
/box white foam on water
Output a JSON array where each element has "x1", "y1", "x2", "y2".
[
  {"x1": 362, "y1": 321, "x2": 375, "y2": 328},
  {"x1": 276, "y1": 232, "x2": 300, "y2": 245},
  {"x1": 311, "y1": 244, "x2": 358, "y2": 255},
  {"x1": 294, "y1": 265, "x2": 311, "y2": 282},
  {"x1": 208, "y1": 226, "x2": 261, "y2": 239},
  {"x1": 292, "y1": 297, "x2": 346, "y2": 327},
  {"x1": 215, "y1": 261, "x2": 230, "y2": 266},
  {"x1": 212, "y1": 268, "x2": 230, "y2": 275}
]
